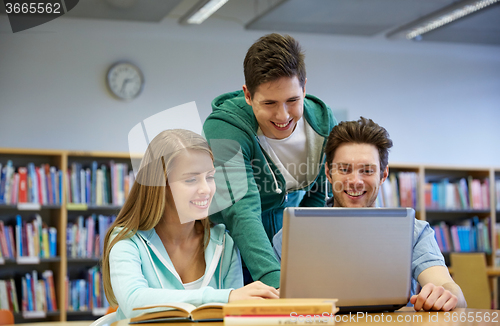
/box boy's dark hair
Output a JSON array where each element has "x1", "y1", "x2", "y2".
[
  {"x1": 243, "y1": 33, "x2": 306, "y2": 98},
  {"x1": 325, "y1": 117, "x2": 393, "y2": 176}
]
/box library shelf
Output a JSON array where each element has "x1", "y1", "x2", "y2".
[
  {"x1": 0, "y1": 257, "x2": 61, "y2": 265},
  {"x1": 0, "y1": 148, "x2": 137, "y2": 322},
  {"x1": 0, "y1": 204, "x2": 63, "y2": 210},
  {"x1": 66, "y1": 258, "x2": 101, "y2": 263},
  {"x1": 14, "y1": 310, "x2": 61, "y2": 323},
  {"x1": 387, "y1": 163, "x2": 499, "y2": 309},
  {"x1": 66, "y1": 204, "x2": 123, "y2": 212}
]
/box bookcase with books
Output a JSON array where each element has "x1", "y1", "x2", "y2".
[
  {"x1": 64, "y1": 151, "x2": 134, "y2": 321},
  {"x1": 0, "y1": 148, "x2": 65, "y2": 323},
  {"x1": 0, "y1": 148, "x2": 136, "y2": 323},
  {"x1": 422, "y1": 166, "x2": 494, "y2": 264},
  {"x1": 495, "y1": 169, "x2": 500, "y2": 267},
  {"x1": 379, "y1": 164, "x2": 498, "y2": 308}
]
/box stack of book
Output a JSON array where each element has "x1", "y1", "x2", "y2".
[
  {"x1": 496, "y1": 223, "x2": 500, "y2": 266},
  {"x1": 0, "y1": 161, "x2": 63, "y2": 205},
  {"x1": 14, "y1": 214, "x2": 57, "y2": 260},
  {"x1": 376, "y1": 172, "x2": 418, "y2": 208},
  {"x1": 0, "y1": 215, "x2": 57, "y2": 261},
  {"x1": 66, "y1": 214, "x2": 116, "y2": 259},
  {"x1": 0, "y1": 279, "x2": 19, "y2": 313},
  {"x1": 67, "y1": 161, "x2": 134, "y2": 206},
  {"x1": 425, "y1": 177, "x2": 490, "y2": 210},
  {"x1": 128, "y1": 299, "x2": 338, "y2": 325},
  {"x1": 432, "y1": 218, "x2": 492, "y2": 253},
  {"x1": 223, "y1": 299, "x2": 339, "y2": 325},
  {"x1": 21, "y1": 270, "x2": 57, "y2": 313},
  {"x1": 65, "y1": 266, "x2": 109, "y2": 313},
  {"x1": 0, "y1": 220, "x2": 16, "y2": 260},
  {"x1": 496, "y1": 180, "x2": 500, "y2": 211}
]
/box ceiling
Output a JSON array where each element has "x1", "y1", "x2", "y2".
[
  {"x1": 1, "y1": 0, "x2": 499, "y2": 46},
  {"x1": 245, "y1": 0, "x2": 500, "y2": 46}
]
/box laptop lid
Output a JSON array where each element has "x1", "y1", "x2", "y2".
[{"x1": 280, "y1": 207, "x2": 415, "y2": 312}]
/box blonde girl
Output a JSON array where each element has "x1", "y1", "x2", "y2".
[{"x1": 102, "y1": 129, "x2": 278, "y2": 319}]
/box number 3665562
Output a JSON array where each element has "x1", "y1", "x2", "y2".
[{"x1": 5, "y1": 2, "x2": 62, "y2": 14}]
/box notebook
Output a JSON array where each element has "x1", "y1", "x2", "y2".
[{"x1": 279, "y1": 207, "x2": 415, "y2": 313}]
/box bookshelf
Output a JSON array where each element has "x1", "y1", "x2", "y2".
[
  {"x1": 0, "y1": 148, "x2": 65, "y2": 323},
  {"x1": 495, "y1": 169, "x2": 500, "y2": 265},
  {"x1": 386, "y1": 164, "x2": 498, "y2": 308},
  {"x1": 0, "y1": 148, "x2": 135, "y2": 323},
  {"x1": 64, "y1": 151, "x2": 134, "y2": 321},
  {"x1": 1, "y1": 150, "x2": 499, "y2": 322}
]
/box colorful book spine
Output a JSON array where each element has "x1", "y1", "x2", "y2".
[
  {"x1": 18, "y1": 167, "x2": 28, "y2": 203},
  {"x1": 67, "y1": 214, "x2": 115, "y2": 258},
  {"x1": 42, "y1": 270, "x2": 58, "y2": 311},
  {"x1": 66, "y1": 266, "x2": 108, "y2": 312}
]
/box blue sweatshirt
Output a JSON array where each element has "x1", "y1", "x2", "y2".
[{"x1": 109, "y1": 224, "x2": 243, "y2": 319}]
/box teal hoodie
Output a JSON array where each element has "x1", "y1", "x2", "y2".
[
  {"x1": 203, "y1": 90, "x2": 336, "y2": 288},
  {"x1": 109, "y1": 224, "x2": 243, "y2": 319}
]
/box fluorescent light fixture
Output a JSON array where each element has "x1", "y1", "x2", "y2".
[
  {"x1": 387, "y1": 0, "x2": 499, "y2": 40},
  {"x1": 179, "y1": 0, "x2": 229, "y2": 25}
]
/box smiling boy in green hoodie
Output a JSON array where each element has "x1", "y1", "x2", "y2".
[{"x1": 203, "y1": 33, "x2": 337, "y2": 289}]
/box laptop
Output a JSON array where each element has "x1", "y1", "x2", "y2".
[{"x1": 279, "y1": 207, "x2": 415, "y2": 313}]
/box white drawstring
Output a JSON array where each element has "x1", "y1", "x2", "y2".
[
  {"x1": 322, "y1": 153, "x2": 329, "y2": 201},
  {"x1": 261, "y1": 152, "x2": 282, "y2": 194}
]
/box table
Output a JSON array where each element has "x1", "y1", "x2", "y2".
[
  {"x1": 111, "y1": 307, "x2": 500, "y2": 326},
  {"x1": 8, "y1": 322, "x2": 93, "y2": 326}
]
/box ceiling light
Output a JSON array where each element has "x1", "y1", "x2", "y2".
[
  {"x1": 179, "y1": 0, "x2": 229, "y2": 25},
  {"x1": 387, "y1": 0, "x2": 499, "y2": 40}
]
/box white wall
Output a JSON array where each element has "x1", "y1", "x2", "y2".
[{"x1": 1, "y1": 15, "x2": 499, "y2": 166}]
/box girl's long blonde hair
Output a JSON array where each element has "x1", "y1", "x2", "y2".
[{"x1": 102, "y1": 129, "x2": 213, "y2": 306}]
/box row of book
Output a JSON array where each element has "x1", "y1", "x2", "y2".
[
  {"x1": 1, "y1": 266, "x2": 107, "y2": 315},
  {"x1": 496, "y1": 223, "x2": 500, "y2": 266},
  {"x1": 431, "y1": 218, "x2": 492, "y2": 253},
  {"x1": 21, "y1": 270, "x2": 58, "y2": 313},
  {"x1": 496, "y1": 180, "x2": 500, "y2": 210},
  {"x1": 0, "y1": 215, "x2": 57, "y2": 260},
  {"x1": 67, "y1": 161, "x2": 135, "y2": 206},
  {"x1": 67, "y1": 214, "x2": 116, "y2": 259},
  {"x1": 0, "y1": 161, "x2": 63, "y2": 205},
  {"x1": 376, "y1": 172, "x2": 418, "y2": 208},
  {"x1": 0, "y1": 279, "x2": 19, "y2": 313},
  {"x1": 66, "y1": 266, "x2": 109, "y2": 312},
  {"x1": 425, "y1": 177, "x2": 490, "y2": 210}
]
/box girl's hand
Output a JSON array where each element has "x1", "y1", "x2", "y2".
[{"x1": 228, "y1": 281, "x2": 279, "y2": 301}]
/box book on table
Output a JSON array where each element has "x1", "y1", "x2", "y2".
[
  {"x1": 224, "y1": 298, "x2": 339, "y2": 325},
  {"x1": 224, "y1": 298, "x2": 338, "y2": 315},
  {"x1": 130, "y1": 302, "x2": 225, "y2": 323},
  {"x1": 224, "y1": 314, "x2": 339, "y2": 325}
]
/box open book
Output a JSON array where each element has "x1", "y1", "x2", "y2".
[{"x1": 130, "y1": 302, "x2": 225, "y2": 323}]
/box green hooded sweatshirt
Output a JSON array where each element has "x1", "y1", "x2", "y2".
[{"x1": 203, "y1": 90, "x2": 336, "y2": 288}]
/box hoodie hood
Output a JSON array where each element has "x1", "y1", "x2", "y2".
[{"x1": 136, "y1": 224, "x2": 228, "y2": 288}]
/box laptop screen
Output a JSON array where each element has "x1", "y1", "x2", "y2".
[{"x1": 280, "y1": 207, "x2": 415, "y2": 312}]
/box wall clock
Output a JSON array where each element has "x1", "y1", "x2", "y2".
[{"x1": 107, "y1": 62, "x2": 144, "y2": 101}]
